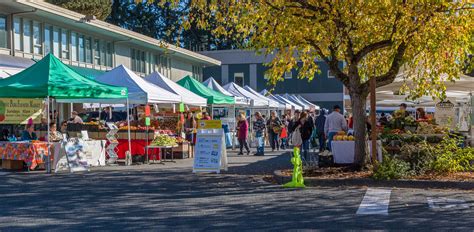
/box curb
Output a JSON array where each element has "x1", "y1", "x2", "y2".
[{"x1": 273, "y1": 170, "x2": 474, "y2": 190}]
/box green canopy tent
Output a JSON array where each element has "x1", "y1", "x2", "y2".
[
  {"x1": 177, "y1": 76, "x2": 235, "y2": 105},
  {"x1": 0, "y1": 54, "x2": 130, "y2": 170}
]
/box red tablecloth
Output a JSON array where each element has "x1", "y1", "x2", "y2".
[{"x1": 116, "y1": 139, "x2": 160, "y2": 159}]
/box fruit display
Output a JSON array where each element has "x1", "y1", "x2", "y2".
[
  {"x1": 151, "y1": 134, "x2": 177, "y2": 147},
  {"x1": 333, "y1": 134, "x2": 354, "y2": 141},
  {"x1": 157, "y1": 116, "x2": 178, "y2": 132}
]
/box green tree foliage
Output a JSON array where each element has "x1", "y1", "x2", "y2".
[{"x1": 46, "y1": 0, "x2": 112, "y2": 20}]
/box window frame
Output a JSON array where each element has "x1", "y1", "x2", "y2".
[
  {"x1": 234, "y1": 72, "x2": 244, "y2": 87},
  {"x1": 328, "y1": 69, "x2": 335, "y2": 78}
]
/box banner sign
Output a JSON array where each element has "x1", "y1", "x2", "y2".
[
  {"x1": 64, "y1": 138, "x2": 90, "y2": 172},
  {"x1": 0, "y1": 98, "x2": 43, "y2": 124},
  {"x1": 197, "y1": 120, "x2": 222, "y2": 129},
  {"x1": 435, "y1": 99, "x2": 456, "y2": 128}
]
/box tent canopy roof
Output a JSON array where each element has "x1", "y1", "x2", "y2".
[
  {"x1": 223, "y1": 82, "x2": 268, "y2": 107},
  {"x1": 0, "y1": 54, "x2": 128, "y2": 99},
  {"x1": 203, "y1": 77, "x2": 250, "y2": 105},
  {"x1": 177, "y1": 76, "x2": 235, "y2": 105},
  {"x1": 145, "y1": 71, "x2": 207, "y2": 106},
  {"x1": 243, "y1": 85, "x2": 282, "y2": 108},
  {"x1": 95, "y1": 65, "x2": 180, "y2": 104}
]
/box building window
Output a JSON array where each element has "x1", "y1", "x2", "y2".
[
  {"x1": 234, "y1": 72, "x2": 244, "y2": 86},
  {"x1": 192, "y1": 65, "x2": 202, "y2": 82},
  {"x1": 264, "y1": 72, "x2": 269, "y2": 80},
  {"x1": 85, "y1": 37, "x2": 92, "y2": 63},
  {"x1": 13, "y1": 17, "x2": 22, "y2": 51},
  {"x1": 44, "y1": 24, "x2": 51, "y2": 54},
  {"x1": 61, "y1": 29, "x2": 69, "y2": 59},
  {"x1": 131, "y1": 48, "x2": 146, "y2": 73},
  {"x1": 94, "y1": 39, "x2": 100, "y2": 65},
  {"x1": 328, "y1": 69, "x2": 335, "y2": 78},
  {"x1": 32, "y1": 21, "x2": 42, "y2": 54},
  {"x1": 100, "y1": 40, "x2": 106, "y2": 66},
  {"x1": 284, "y1": 71, "x2": 292, "y2": 79},
  {"x1": 78, "y1": 35, "x2": 85, "y2": 62},
  {"x1": 22, "y1": 20, "x2": 32, "y2": 53},
  {"x1": 157, "y1": 55, "x2": 170, "y2": 77},
  {"x1": 71, "y1": 32, "x2": 78, "y2": 61},
  {"x1": 106, "y1": 42, "x2": 113, "y2": 67},
  {"x1": 0, "y1": 16, "x2": 6, "y2": 48},
  {"x1": 52, "y1": 27, "x2": 60, "y2": 57}
]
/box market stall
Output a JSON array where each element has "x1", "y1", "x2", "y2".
[{"x1": 0, "y1": 54, "x2": 129, "y2": 171}]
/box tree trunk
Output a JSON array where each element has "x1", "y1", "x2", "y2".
[{"x1": 350, "y1": 93, "x2": 368, "y2": 167}]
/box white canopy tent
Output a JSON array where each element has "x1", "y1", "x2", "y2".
[
  {"x1": 203, "y1": 77, "x2": 251, "y2": 106},
  {"x1": 93, "y1": 65, "x2": 181, "y2": 104},
  {"x1": 223, "y1": 82, "x2": 269, "y2": 108},
  {"x1": 376, "y1": 73, "x2": 474, "y2": 106},
  {"x1": 260, "y1": 89, "x2": 292, "y2": 110},
  {"x1": 297, "y1": 95, "x2": 320, "y2": 110},
  {"x1": 271, "y1": 94, "x2": 303, "y2": 111},
  {"x1": 287, "y1": 94, "x2": 311, "y2": 110},
  {"x1": 145, "y1": 71, "x2": 207, "y2": 107},
  {"x1": 277, "y1": 94, "x2": 307, "y2": 110},
  {"x1": 243, "y1": 85, "x2": 282, "y2": 109}
]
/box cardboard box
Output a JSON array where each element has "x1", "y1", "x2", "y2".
[
  {"x1": 172, "y1": 142, "x2": 190, "y2": 159},
  {"x1": 2, "y1": 159, "x2": 24, "y2": 170}
]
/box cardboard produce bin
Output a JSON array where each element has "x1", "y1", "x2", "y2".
[
  {"x1": 2, "y1": 159, "x2": 24, "y2": 170},
  {"x1": 172, "y1": 142, "x2": 190, "y2": 159}
]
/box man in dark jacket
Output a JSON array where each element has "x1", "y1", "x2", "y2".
[{"x1": 315, "y1": 109, "x2": 327, "y2": 152}]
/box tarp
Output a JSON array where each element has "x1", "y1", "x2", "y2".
[
  {"x1": 0, "y1": 54, "x2": 127, "y2": 99},
  {"x1": 93, "y1": 65, "x2": 181, "y2": 104},
  {"x1": 202, "y1": 77, "x2": 250, "y2": 105},
  {"x1": 297, "y1": 95, "x2": 320, "y2": 110},
  {"x1": 145, "y1": 71, "x2": 207, "y2": 107},
  {"x1": 177, "y1": 76, "x2": 235, "y2": 105},
  {"x1": 243, "y1": 85, "x2": 282, "y2": 108},
  {"x1": 223, "y1": 82, "x2": 268, "y2": 107},
  {"x1": 260, "y1": 89, "x2": 292, "y2": 110}
]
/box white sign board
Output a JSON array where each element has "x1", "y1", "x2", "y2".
[
  {"x1": 64, "y1": 138, "x2": 90, "y2": 172},
  {"x1": 435, "y1": 99, "x2": 456, "y2": 128},
  {"x1": 193, "y1": 129, "x2": 228, "y2": 173}
]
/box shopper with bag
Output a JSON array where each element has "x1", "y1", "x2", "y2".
[
  {"x1": 294, "y1": 112, "x2": 313, "y2": 160},
  {"x1": 266, "y1": 111, "x2": 282, "y2": 152},
  {"x1": 236, "y1": 113, "x2": 250, "y2": 155},
  {"x1": 253, "y1": 112, "x2": 266, "y2": 156}
]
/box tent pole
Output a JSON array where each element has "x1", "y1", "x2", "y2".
[
  {"x1": 126, "y1": 97, "x2": 132, "y2": 164},
  {"x1": 98, "y1": 104, "x2": 102, "y2": 122},
  {"x1": 46, "y1": 96, "x2": 51, "y2": 174},
  {"x1": 232, "y1": 104, "x2": 236, "y2": 150}
]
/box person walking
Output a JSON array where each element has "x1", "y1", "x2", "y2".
[
  {"x1": 253, "y1": 112, "x2": 266, "y2": 156},
  {"x1": 266, "y1": 111, "x2": 282, "y2": 152},
  {"x1": 288, "y1": 110, "x2": 301, "y2": 145},
  {"x1": 295, "y1": 112, "x2": 313, "y2": 160},
  {"x1": 280, "y1": 114, "x2": 289, "y2": 150},
  {"x1": 184, "y1": 112, "x2": 197, "y2": 156},
  {"x1": 324, "y1": 105, "x2": 348, "y2": 151},
  {"x1": 236, "y1": 113, "x2": 250, "y2": 155},
  {"x1": 315, "y1": 109, "x2": 327, "y2": 152}
]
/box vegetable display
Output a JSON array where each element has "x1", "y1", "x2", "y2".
[{"x1": 151, "y1": 134, "x2": 177, "y2": 147}]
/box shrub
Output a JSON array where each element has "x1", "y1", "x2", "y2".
[{"x1": 372, "y1": 155, "x2": 412, "y2": 180}]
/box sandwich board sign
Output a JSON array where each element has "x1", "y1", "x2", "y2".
[{"x1": 193, "y1": 128, "x2": 228, "y2": 174}]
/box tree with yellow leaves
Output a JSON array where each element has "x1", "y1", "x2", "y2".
[{"x1": 146, "y1": 1, "x2": 474, "y2": 167}]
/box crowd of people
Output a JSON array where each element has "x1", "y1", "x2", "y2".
[{"x1": 232, "y1": 105, "x2": 349, "y2": 159}]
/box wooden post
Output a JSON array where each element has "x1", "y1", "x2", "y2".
[{"x1": 370, "y1": 76, "x2": 377, "y2": 163}]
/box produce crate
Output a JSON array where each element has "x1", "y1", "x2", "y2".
[
  {"x1": 172, "y1": 142, "x2": 190, "y2": 159},
  {"x1": 2, "y1": 159, "x2": 23, "y2": 170}
]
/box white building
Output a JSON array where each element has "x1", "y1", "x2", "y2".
[{"x1": 0, "y1": 1, "x2": 220, "y2": 81}]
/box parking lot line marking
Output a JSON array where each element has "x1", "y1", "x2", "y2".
[
  {"x1": 427, "y1": 197, "x2": 470, "y2": 210},
  {"x1": 356, "y1": 188, "x2": 392, "y2": 215}
]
